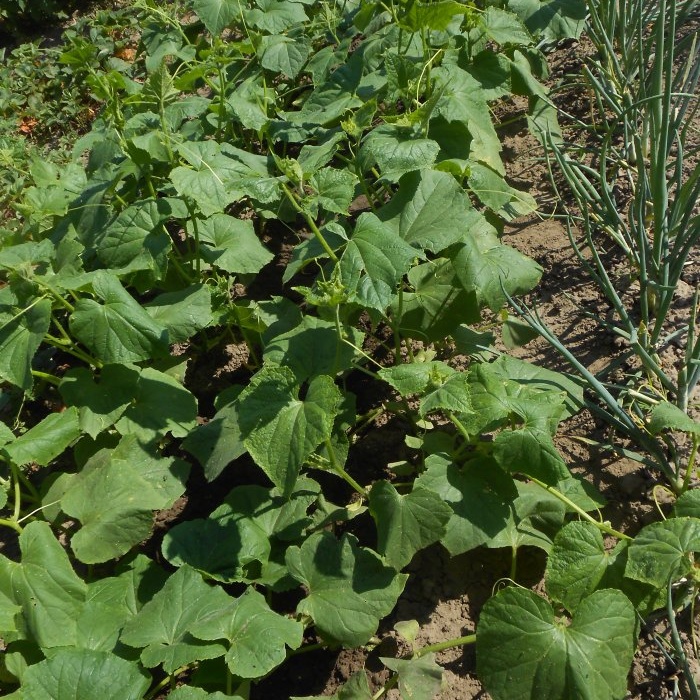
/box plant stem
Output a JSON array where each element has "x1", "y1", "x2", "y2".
[
  {"x1": 415, "y1": 633, "x2": 477, "y2": 657},
  {"x1": 667, "y1": 578, "x2": 700, "y2": 700},
  {"x1": 529, "y1": 475, "x2": 631, "y2": 540},
  {"x1": 324, "y1": 438, "x2": 368, "y2": 498},
  {"x1": 31, "y1": 370, "x2": 61, "y2": 386},
  {"x1": 143, "y1": 666, "x2": 190, "y2": 700},
  {"x1": 287, "y1": 642, "x2": 326, "y2": 657},
  {"x1": 0, "y1": 517, "x2": 22, "y2": 534},
  {"x1": 281, "y1": 184, "x2": 339, "y2": 263}
]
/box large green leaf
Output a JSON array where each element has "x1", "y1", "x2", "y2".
[
  {"x1": 359, "y1": 126, "x2": 440, "y2": 183},
  {"x1": 286, "y1": 532, "x2": 408, "y2": 646},
  {"x1": 452, "y1": 227, "x2": 542, "y2": 311},
  {"x1": 190, "y1": 587, "x2": 303, "y2": 678},
  {"x1": 246, "y1": 0, "x2": 308, "y2": 32},
  {"x1": 546, "y1": 521, "x2": 612, "y2": 612},
  {"x1": 170, "y1": 689, "x2": 243, "y2": 700},
  {"x1": 70, "y1": 272, "x2": 169, "y2": 363},
  {"x1": 182, "y1": 394, "x2": 246, "y2": 482},
  {"x1": 415, "y1": 453, "x2": 516, "y2": 554},
  {"x1": 2, "y1": 407, "x2": 80, "y2": 467},
  {"x1": 467, "y1": 161, "x2": 537, "y2": 220},
  {"x1": 0, "y1": 297, "x2": 51, "y2": 390},
  {"x1": 62, "y1": 436, "x2": 189, "y2": 563},
  {"x1": 477, "y1": 588, "x2": 636, "y2": 700},
  {"x1": 193, "y1": 214, "x2": 273, "y2": 275},
  {"x1": 192, "y1": 0, "x2": 241, "y2": 36},
  {"x1": 238, "y1": 366, "x2": 341, "y2": 494},
  {"x1": 493, "y1": 424, "x2": 571, "y2": 485},
  {"x1": 507, "y1": 0, "x2": 586, "y2": 41},
  {"x1": 625, "y1": 517, "x2": 700, "y2": 588},
  {"x1": 647, "y1": 401, "x2": 700, "y2": 436},
  {"x1": 392, "y1": 259, "x2": 480, "y2": 342},
  {"x1": 21, "y1": 649, "x2": 150, "y2": 700},
  {"x1": 93, "y1": 200, "x2": 170, "y2": 276},
  {"x1": 308, "y1": 167, "x2": 358, "y2": 216},
  {"x1": 114, "y1": 366, "x2": 197, "y2": 440},
  {"x1": 400, "y1": 0, "x2": 469, "y2": 31},
  {"x1": 486, "y1": 481, "x2": 565, "y2": 553},
  {"x1": 264, "y1": 316, "x2": 363, "y2": 382},
  {"x1": 377, "y1": 169, "x2": 488, "y2": 253},
  {"x1": 171, "y1": 142, "x2": 277, "y2": 216},
  {"x1": 144, "y1": 284, "x2": 213, "y2": 343},
  {"x1": 480, "y1": 6, "x2": 533, "y2": 46},
  {"x1": 369, "y1": 480, "x2": 451, "y2": 569},
  {"x1": 120, "y1": 566, "x2": 230, "y2": 672},
  {"x1": 433, "y1": 65, "x2": 503, "y2": 172},
  {"x1": 260, "y1": 34, "x2": 311, "y2": 78},
  {"x1": 340, "y1": 212, "x2": 418, "y2": 311},
  {"x1": 59, "y1": 365, "x2": 139, "y2": 439},
  {"x1": 163, "y1": 480, "x2": 319, "y2": 584},
  {"x1": 0, "y1": 522, "x2": 86, "y2": 649}
]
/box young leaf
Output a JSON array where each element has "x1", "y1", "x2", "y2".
[
  {"x1": 120, "y1": 566, "x2": 230, "y2": 672},
  {"x1": 369, "y1": 481, "x2": 452, "y2": 569},
  {"x1": 238, "y1": 366, "x2": 341, "y2": 495},
  {"x1": 647, "y1": 401, "x2": 700, "y2": 436},
  {"x1": 625, "y1": 517, "x2": 700, "y2": 588},
  {"x1": 477, "y1": 588, "x2": 636, "y2": 700},
  {"x1": 21, "y1": 649, "x2": 151, "y2": 700},
  {"x1": 382, "y1": 653, "x2": 443, "y2": 700},
  {"x1": 286, "y1": 532, "x2": 408, "y2": 646},
  {"x1": 190, "y1": 587, "x2": 303, "y2": 678},
  {"x1": 70, "y1": 272, "x2": 169, "y2": 363}
]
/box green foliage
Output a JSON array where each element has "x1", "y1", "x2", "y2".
[{"x1": 0, "y1": 0, "x2": 675, "y2": 698}]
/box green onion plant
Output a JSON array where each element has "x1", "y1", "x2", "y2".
[{"x1": 513, "y1": 0, "x2": 700, "y2": 492}]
